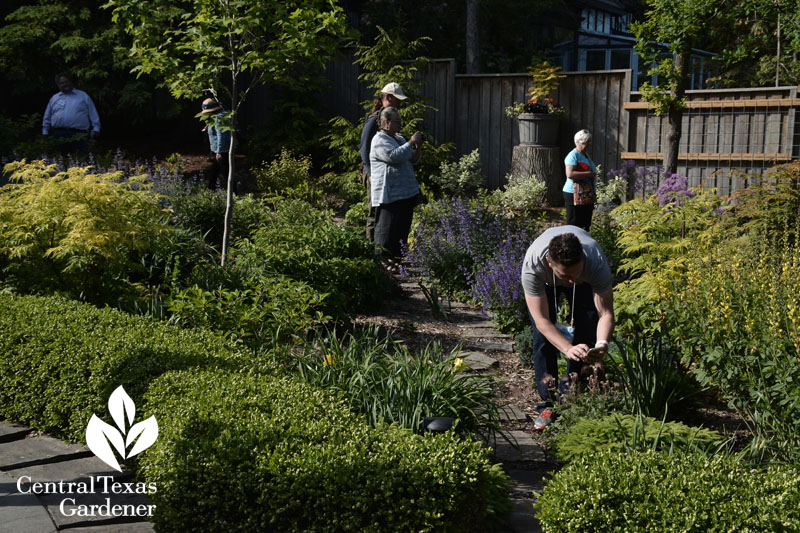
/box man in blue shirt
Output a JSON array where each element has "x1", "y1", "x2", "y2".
[{"x1": 42, "y1": 73, "x2": 101, "y2": 157}]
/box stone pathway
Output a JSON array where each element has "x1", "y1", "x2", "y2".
[
  {"x1": 0, "y1": 422, "x2": 154, "y2": 532},
  {"x1": 395, "y1": 273, "x2": 550, "y2": 533}
]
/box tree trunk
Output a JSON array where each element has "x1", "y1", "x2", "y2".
[
  {"x1": 465, "y1": 0, "x2": 481, "y2": 74},
  {"x1": 511, "y1": 145, "x2": 562, "y2": 206},
  {"x1": 220, "y1": 80, "x2": 237, "y2": 267},
  {"x1": 663, "y1": 51, "x2": 689, "y2": 175}
]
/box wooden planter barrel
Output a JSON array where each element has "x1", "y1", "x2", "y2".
[{"x1": 517, "y1": 113, "x2": 560, "y2": 147}]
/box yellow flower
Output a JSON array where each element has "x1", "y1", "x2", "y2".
[
  {"x1": 322, "y1": 354, "x2": 336, "y2": 366},
  {"x1": 452, "y1": 357, "x2": 465, "y2": 372}
]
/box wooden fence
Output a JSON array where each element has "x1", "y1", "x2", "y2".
[
  {"x1": 451, "y1": 70, "x2": 631, "y2": 188},
  {"x1": 301, "y1": 47, "x2": 800, "y2": 195},
  {"x1": 624, "y1": 86, "x2": 800, "y2": 195}
]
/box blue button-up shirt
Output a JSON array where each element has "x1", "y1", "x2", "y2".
[
  {"x1": 42, "y1": 89, "x2": 101, "y2": 134},
  {"x1": 207, "y1": 112, "x2": 231, "y2": 154}
]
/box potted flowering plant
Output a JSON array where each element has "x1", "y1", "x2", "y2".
[{"x1": 505, "y1": 61, "x2": 566, "y2": 146}]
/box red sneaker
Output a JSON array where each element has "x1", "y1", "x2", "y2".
[{"x1": 533, "y1": 409, "x2": 553, "y2": 431}]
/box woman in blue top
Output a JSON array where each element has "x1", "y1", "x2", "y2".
[{"x1": 563, "y1": 129, "x2": 597, "y2": 231}]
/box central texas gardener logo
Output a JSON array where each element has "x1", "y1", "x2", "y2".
[{"x1": 86, "y1": 386, "x2": 159, "y2": 472}]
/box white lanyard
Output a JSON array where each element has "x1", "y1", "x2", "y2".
[{"x1": 554, "y1": 270, "x2": 575, "y2": 328}]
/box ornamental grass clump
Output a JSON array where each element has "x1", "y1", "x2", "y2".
[{"x1": 295, "y1": 327, "x2": 507, "y2": 441}]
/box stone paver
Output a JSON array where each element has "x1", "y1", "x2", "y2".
[
  {"x1": 0, "y1": 422, "x2": 154, "y2": 531},
  {"x1": 462, "y1": 352, "x2": 498, "y2": 371},
  {"x1": 468, "y1": 340, "x2": 515, "y2": 353},
  {"x1": 489, "y1": 431, "x2": 547, "y2": 463},
  {"x1": 0, "y1": 469, "x2": 59, "y2": 533},
  {"x1": 498, "y1": 405, "x2": 528, "y2": 422},
  {"x1": 0, "y1": 422, "x2": 31, "y2": 444},
  {"x1": 63, "y1": 524, "x2": 155, "y2": 532},
  {"x1": 462, "y1": 328, "x2": 513, "y2": 340},
  {"x1": 457, "y1": 320, "x2": 497, "y2": 328},
  {"x1": 0, "y1": 436, "x2": 91, "y2": 469}
]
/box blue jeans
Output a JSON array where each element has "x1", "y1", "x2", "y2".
[{"x1": 530, "y1": 282, "x2": 599, "y2": 410}]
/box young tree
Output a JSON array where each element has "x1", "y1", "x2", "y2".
[
  {"x1": 106, "y1": 0, "x2": 353, "y2": 265},
  {"x1": 711, "y1": 0, "x2": 800, "y2": 88},
  {"x1": 631, "y1": 0, "x2": 718, "y2": 174}
]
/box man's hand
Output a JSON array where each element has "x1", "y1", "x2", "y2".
[
  {"x1": 582, "y1": 344, "x2": 607, "y2": 364},
  {"x1": 565, "y1": 344, "x2": 590, "y2": 362}
]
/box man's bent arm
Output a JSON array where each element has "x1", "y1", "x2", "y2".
[{"x1": 593, "y1": 289, "x2": 615, "y2": 345}]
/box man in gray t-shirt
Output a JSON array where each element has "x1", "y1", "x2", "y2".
[{"x1": 520, "y1": 226, "x2": 615, "y2": 428}]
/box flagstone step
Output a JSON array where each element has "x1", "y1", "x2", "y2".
[
  {"x1": 0, "y1": 422, "x2": 155, "y2": 531},
  {"x1": 468, "y1": 340, "x2": 515, "y2": 353},
  {"x1": 0, "y1": 421, "x2": 31, "y2": 443},
  {"x1": 461, "y1": 352, "x2": 499, "y2": 371},
  {"x1": 499, "y1": 405, "x2": 529, "y2": 422},
  {"x1": 488, "y1": 430, "x2": 547, "y2": 463}
]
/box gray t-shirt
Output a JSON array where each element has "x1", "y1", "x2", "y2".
[{"x1": 521, "y1": 225, "x2": 613, "y2": 297}]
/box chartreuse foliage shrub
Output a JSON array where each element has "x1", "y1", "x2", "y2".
[
  {"x1": 552, "y1": 414, "x2": 724, "y2": 464},
  {"x1": 0, "y1": 160, "x2": 172, "y2": 303},
  {"x1": 296, "y1": 328, "x2": 505, "y2": 438},
  {"x1": 141, "y1": 369, "x2": 512, "y2": 532},
  {"x1": 610, "y1": 186, "x2": 723, "y2": 335},
  {"x1": 0, "y1": 293, "x2": 248, "y2": 442},
  {"x1": 536, "y1": 449, "x2": 800, "y2": 532},
  {"x1": 233, "y1": 198, "x2": 385, "y2": 317},
  {"x1": 253, "y1": 148, "x2": 324, "y2": 206}
]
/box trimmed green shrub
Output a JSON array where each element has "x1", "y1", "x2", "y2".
[
  {"x1": 233, "y1": 198, "x2": 386, "y2": 317},
  {"x1": 537, "y1": 449, "x2": 800, "y2": 532},
  {"x1": 0, "y1": 293, "x2": 249, "y2": 441},
  {"x1": 141, "y1": 368, "x2": 512, "y2": 532},
  {"x1": 552, "y1": 414, "x2": 725, "y2": 464}
]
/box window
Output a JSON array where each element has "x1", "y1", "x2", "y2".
[
  {"x1": 586, "y1": 50, "x2": 606, "y2": 71},
  {"x1": 610, "y1": 49, "x2": 630, "y2": 70}
]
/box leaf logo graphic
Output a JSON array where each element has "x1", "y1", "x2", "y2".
[{"x1": 86, "y1": 386, "x2": 158, "y2": 472}]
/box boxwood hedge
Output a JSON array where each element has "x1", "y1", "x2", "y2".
[
  {"x1": 537, "y1": 449, "x2": 800, "y2": 532},
  {"x1": 0, "y1": 293, "x2": 512, "y2": 530},
  {"x1": 0, "y1": 293, "x2": 251, "y2": 441},
  {"x1": 141, "y1": 369, "x2": 512, "y2": 532}
]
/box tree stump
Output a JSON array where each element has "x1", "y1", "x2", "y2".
[{"x1": 511, "y1": 145, "x2": 563, "y2": 206}]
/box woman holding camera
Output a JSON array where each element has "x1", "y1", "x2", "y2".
[{"x1": 369, "y1": 106, "x2": 424, "y2": 269}]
